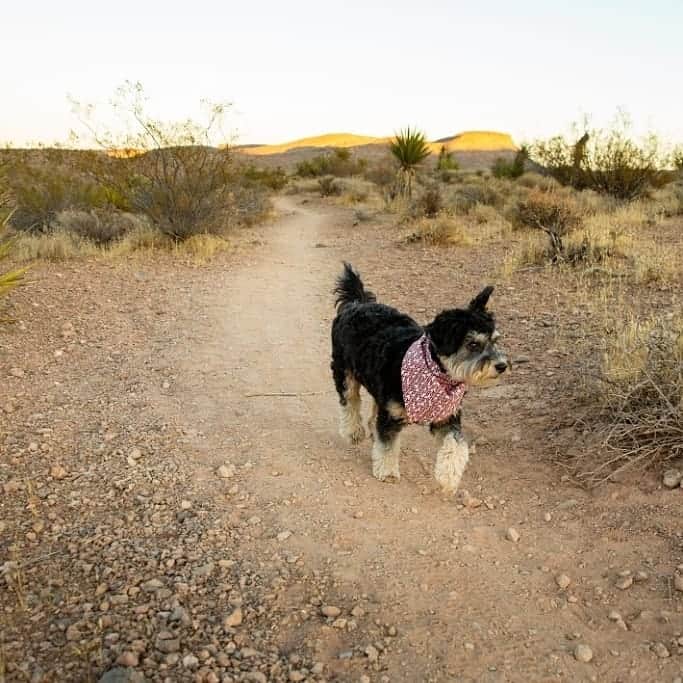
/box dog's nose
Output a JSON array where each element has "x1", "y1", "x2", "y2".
[{"x1": 495, "y1": 362, "x2": 508, "y2": 374}]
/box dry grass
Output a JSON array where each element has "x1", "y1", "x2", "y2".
[
  {"x1": 575, "y1": 313, "x2": 683, "y2": 485},
  {"x1": 175, "y1": 234, "x2": 231, "y2": 262},
  {"x1": 405, "y1": 214, "x2": 472, "y2": 246}
]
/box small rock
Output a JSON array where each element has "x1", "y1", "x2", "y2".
[
  {"x1": 289, "y1": 672, "x2": 305, "y2": 682},
  {"x1": 98, "y1": 668, "x2": 146, "y2": 683},
  {"x1": 224, "y1": 607, "x2": 243, "y2": 627},
  {"x1": 616, "y1": 576, "x2": 633, "y2": 590},
  {"x1": 365, "y1": 645, "x2": 379, "y2": 662},
  {"x1": 216, "y1": 464, "x2": 236, "y2": 479},
  {"x1": 574, "y1": 644, "x2": 593, "y2": 662},
  {"x1": 543, "y1": 512, "x2": 552, "y2": 522},
  {"x1": 182, "y1": 654, "x2": 199, "y2": 669},
  {"x1": 50, "y1": 465, "x2": 68, "y2": 480},
  {"x1": 634, "y1": 570, "x2": 649, "y2": 583},
  {"x1": 651, "y1": 642, "x2": 670, "y2": 658},
  {"x1": 662, "y1": 469, "x2": 682, "y2": 488},
  {"x1": 9, "y1": 367, "x2": 25, "y2": 378},
  {"x1": 277, "y1": 531, "x2": 292, "y2": 542},
  {"x1": 321, "y1": 605, "x2": 341, "y2": 618},
  {"x1": 555, "y1": 574, "x2": 571, "y2": 590},
  {"x1": 155, "y1": 632, "x2": 180, "y2": 653},
  {"x1": 506, "y1": 527, "x2": 520, "y2": 543},
  {"x1": 116, "y1": 652, "x2": 139, "y2": 667},
  {"x1": 244, "y1": 673, "x2": 267, "y2": 683},
  {"x1": 360, "y1": 676, "x2": 371, "y2": 683}
]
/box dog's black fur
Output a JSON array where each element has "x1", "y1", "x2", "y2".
[{"x1": 331, "y1": 262, "x2": 507, "y2": 484}]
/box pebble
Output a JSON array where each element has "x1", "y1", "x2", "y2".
[
  {"x1": 155, "y1": 632, "x2": 180, "y2": 654},
  {"x1": 360, "y1": 676, "x2": 371, "y2": 683},
  {"x1": 616, "y1": 575, "x2": 633, "y2": 590},
  {"x1": 365, "y1": 645, "x2": 379, "y2": 662},
  {"x1": 182, "y1": 654, "x2": 199, "y2": 668},
  {"x1": 115, "y1": 651, "x2": 139, "y2": 667},
  {"x1": 543, "y1": 512, "x2": 552, "y2": 522},
  {"x1": 50, "y1": 465, "x2": 68, "y2": 480},
  {"x1": 652, "y1": 642, "x2": 670, "y2": 658},
  {"x1": 216, "y1": 464, "x2": 236, "y2": 479},
  {"x1": 555, "y1": 574, "x2": 571, "y2": 590},
  {"x1": 277, "y1": 531, "x2": 292, "y2": 542},
  {"x1": 574, "y1": 644, "x2": 593, "y2": 662},
  {"x1": 506, "y1": 527, "x2": 520, "y2": 543},
  {"x1": 663, "y1": 469, "x2": 682, "y2": 488},
  {"x1": 99, "y1": 668, "x2": 146, "y2": 683},
  {"x1": 224, "y1": 607, "x2": 243, "y2": 627},
  {"x1": 321, "y1": 605, "x2": 341, "y2": 618}
]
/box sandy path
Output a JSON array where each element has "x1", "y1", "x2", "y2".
[{"x1": 163, "y1": 197, "x2": 682, "y2": 683}]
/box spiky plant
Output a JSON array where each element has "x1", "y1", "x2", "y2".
[{"x1": 389, "y1": 127, "x2": 431, "y2": 198}]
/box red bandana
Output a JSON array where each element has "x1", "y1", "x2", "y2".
[{"x1": 401, "y1": 334, "x2": 467, "y2": 424}]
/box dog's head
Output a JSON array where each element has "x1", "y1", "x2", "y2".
[{"x1": 425, "y1": 286, "x2": 509, "y2": 387}]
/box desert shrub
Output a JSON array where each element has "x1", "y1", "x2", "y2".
[
  {"x1": 491, "y1": 146, "x2": 528, "y2": 179},
  {"x1": 651, "y1": 183, "x2": 683, "y2": 217},
  {"x1": 363, "y1": 158, "x2": 398, "y2": 188},
  {"x1": 416, "y1": 186, "x2": 443, "y2": 217},
  {"x1": 54, "y1": 209, "x2": 143, "y2": 245},
  {"x1": 532, "y1": 121, "x2": 665, "y2": 200},
  {"x1": 7, "y1": 155, "x2": 116, "y2": 233},
  {"x1": 446, "y1": 181, "x2": 501, "y2": 213},
  {"x1": 516, "y1": 172, "x2": 561, "y2": 192},
  {"x1": 71, "y1": 82, "x2": 249, "y2": 240},
  {"x1": 405, "y1": 214, "x2": 471, "y2": 246},
  {"x1": 296, "y1": 148, "x2": 367, "y2": 178},
  {"x1": 336, "y1": 177, "x2": 375, "y2": 203},
  {"x1": 436, "y1": 145, "x2": 458, "y2": 171},
  {"x1": 670, "y1": 146, "x2": 683, "y2": 172},
  {"x1": 577, "y1": 313, "x2": 683, "y2": 485},
  {"x1": 468, "y1": 203, "x2": 504, "y2": 226},
  {"x1": 318, "y1": 175, "x2": 342, "y2": 197},
  {"x1": 241, "y1": 164, "x2": 287, "y2": 191},
  {"x1": 284, "y1": 178, "x2": 321, "y2": 194},
  {"x1": 11, "y1": 230, "x2": 99, "y2": 261},
  {"x1": 511, "y1": 188, "x2": 582, "y2": 260}
]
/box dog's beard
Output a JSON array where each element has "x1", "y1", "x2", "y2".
[{"x1": 439, "y1": 354, "x2": 503, "y2": 387}]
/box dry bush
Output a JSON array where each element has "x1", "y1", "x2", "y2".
[
  {"x1": 468, "y1": 203, "x2": 505, "y2": 226},
  {"x1": 285, "y1": 178, "x2": 321, "y2": 194},
  {"x1": 516, "y1": 172, "x2": 561, "y2": 192},
  {"x1": 416, "y1": 186, "x2": 443, "y2": 217},
  {"x1": 576, "y1": 313, "x2": 683, "y2": 485},
  {"x1": 444, "y1": 180, "x2": 502, "y2": 214},
  {"x1": 363, "y1": 158, "x2": 398, "y2": 189},
  {"x1": 651, "y1": 183, "x2": 683, "y2": 217},
  {"x1": 405, "y1": 214, "x2": 471, "y2": 246},
  {"x1": 54, "y1": 209, "x2": 146, "y2": 245},
  {"x1": 336, "y1": 177, "x2": 376, "y2": 203},
  {"x1": 317, "y1": 176, "x2": 342, "y2": 197}
]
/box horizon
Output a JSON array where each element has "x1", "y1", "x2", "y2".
[{"x1": 3, "y1": 1, "x2": 683, "y2": 148}]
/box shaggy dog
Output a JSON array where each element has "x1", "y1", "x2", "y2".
[{"x1": 331, "y1": 262, "x2": 509, "y2": 494}]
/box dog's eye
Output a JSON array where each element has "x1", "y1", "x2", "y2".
[{"x1": 467, "y1": 341, "x2": 482, "y2": 352}]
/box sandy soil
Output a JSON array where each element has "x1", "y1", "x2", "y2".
[{"x1": 1, "y1": 197, "x2": 682, "y2": 683}]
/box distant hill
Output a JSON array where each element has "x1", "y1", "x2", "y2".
[{"x1": 236, "y1": 130, "x2": 517, "y2": 172}]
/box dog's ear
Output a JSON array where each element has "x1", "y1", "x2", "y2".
[{"x1": 468, "y1": 286, "x2": 494, "y2": 312}]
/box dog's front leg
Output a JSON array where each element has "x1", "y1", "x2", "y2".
[
  {"x1": 371, "y1": 407, "x2": 403, "y2": 482},
  {"x1": 430, "y1": 413, "x2": 468, "y2": 494}
]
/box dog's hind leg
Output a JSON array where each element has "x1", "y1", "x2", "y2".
[
  {"x1": 371, "y1": 407, "x2": 402, "y2": 482},
  {"x1": 430, "y1": 413, "x2": 468, "y2": 494},
  {"x1": 333, "y1": 364, "x2": 365, "y2": 444}
]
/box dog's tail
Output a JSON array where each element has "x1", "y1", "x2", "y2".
[{"x1": 334, "y1": 262, "x2": 376, "y2": 311}]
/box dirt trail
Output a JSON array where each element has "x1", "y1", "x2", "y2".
[{"x1": 157, "y1": 196, "x2": 682, "y2": 682}]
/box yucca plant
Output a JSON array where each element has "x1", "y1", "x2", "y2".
[{"x1": 389, "y1": 127, "x2": 431, "y2": 198}]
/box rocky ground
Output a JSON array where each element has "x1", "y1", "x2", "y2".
[{"x1": 1, "y1": 197, "x2": 682, "y2": 683}]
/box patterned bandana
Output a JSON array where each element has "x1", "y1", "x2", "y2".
[{"x1": 401, "y1": 334, "x2": 467, "y2": 424}]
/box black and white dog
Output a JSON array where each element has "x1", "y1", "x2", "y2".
[{"x1": 331, "y1": 263, "x2": 509, "y2": 494}]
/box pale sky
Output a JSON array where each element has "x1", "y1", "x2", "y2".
[{"x1": 2, "y1": 1, "x2": 682, "y2": 147}]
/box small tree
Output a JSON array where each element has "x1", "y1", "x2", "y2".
[
  {"x1": 389, "y1": 128, "x2": 431, "y2": 198},
  {"x1": 71, "y1": 81, "x2": 236, "y2": 240}
]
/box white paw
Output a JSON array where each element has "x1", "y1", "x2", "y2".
[
  {"x1": 340, "y1": 425, "x2": 366, "y2": 444},
  {"x1": 372, "y1": 463, "x2": 401, "y2": 483}
]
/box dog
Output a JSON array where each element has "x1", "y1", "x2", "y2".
[{"x1": 331, "y1": 262, "x2": 509, "y2": 494}]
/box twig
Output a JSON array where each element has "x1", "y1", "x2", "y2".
[{"x1": 245, "y1": 391, "x2": 329, "y2": 398}]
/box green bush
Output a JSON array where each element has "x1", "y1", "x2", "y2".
[
  {"x1": 241, "y1": 164, "x2": 287, "y2": 190},
  {"x1": 296, "y1": 148, "x2": 367, "y2": 178},
  {"x1": 436, "y1": 145, "x2": 458, "y2": 171},
  {"x1": 491, "y1": 146, "x2": 528, "y2": 179},
  {"x1": 531, "y1": 122, "x2": 666, "y2": 200}
]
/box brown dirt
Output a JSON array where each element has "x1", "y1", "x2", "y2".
[{"x1": 1, "y1": 197, "x2": 682, "y2": 683}]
